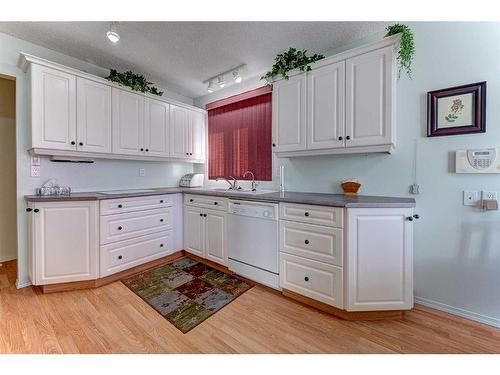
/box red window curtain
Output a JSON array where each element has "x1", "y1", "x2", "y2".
[{"x1": 207, "y1": 86, "x2": 272, "y2": 181}]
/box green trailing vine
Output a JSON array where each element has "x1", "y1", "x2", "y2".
[
  {"x1": 261, "y1": 47, "x2": 325, "y2": 83},
  {"x1": 106, "y1": 69, "x2": 164, "y2": 96},
  {"x1": 385, "y1": 23, "x2": 415, "y2": 79}
]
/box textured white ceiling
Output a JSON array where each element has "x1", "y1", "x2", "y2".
[{"x1": 0, "y1": 22, "x2": 388, "y2": 98}]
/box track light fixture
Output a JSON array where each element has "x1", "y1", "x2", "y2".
[{"x1": 203, "y1": 64, "x2": 246, "y2": 94}]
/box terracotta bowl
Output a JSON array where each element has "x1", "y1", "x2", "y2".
[{"x1": 341, "y1": 181, "x2": 361, "y2": 196}]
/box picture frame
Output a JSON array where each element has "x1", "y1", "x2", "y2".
[{"x1": 427, "y1": 81, "x2": 486, "y2": 137}]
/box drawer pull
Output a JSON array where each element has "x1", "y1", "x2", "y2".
[
  {"x1": 160, "y1": 244, "x2": 164, "y2": 247},
  {"x1": 160, "y1": 200, "x2": 164, "y2": 203},
  {"x1": 190, "y1": 199, "x2": 194, "y2": 202},
  {"x1": 304, "y1": 212, "x2": 310, "y2": 217},
  {"x1": 214, "y1": 202, "x2": 218, "y2": 205},
  {"x1": 304, "y1": 277, "x2": 309, "y2": 282},
  {"x1": 118, "y1": 204, "x2": 123, "y2": 208},
  {"x1": 204, "y1": 213, "x2": 207, "y2": 217},
  {"x1": 118, "y1": 255, "x2": 123, "y2": 260},
  {"x1": 304, "y1": 240, "x2": 309, "y2": 245},
  {"x1": 118, "y1": 226, "x2": 123, "y2": 230},
  {"x1": 26, "y1": 208, "x2": 33, "y2": 212},
  {"x1": 160, "y1": 219, "x2": 164, "y2": 222},
  {"x1": 199, "y1": 213, "x2": 203, "y2": 217},
  {"x1": 34, "y1": 209, "x2": 39, "y2": 213}
]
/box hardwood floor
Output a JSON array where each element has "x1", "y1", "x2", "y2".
[{"x1": 1, "y1": 259, "x2": 499, "y2": 354}]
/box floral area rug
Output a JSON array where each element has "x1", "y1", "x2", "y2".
[{"x1": 122, "y1": 257, "x2": 252, "y2": 333}]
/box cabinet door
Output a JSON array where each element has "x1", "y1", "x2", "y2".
[
  {"x1": 76, "y1": 77, "x2": 111, "y2": 153},
  {"x1": 190, "y1": 110, "x2": 206, "y2": 161},
  {"x1": 346, "y1": 207, "x2": 413, "y2": 311},
  {"x1": 144, "y1": 98, "x2": 170, "y2": 157},
  {"x1": 32, "y1": 201, "x2": 98, "y2": 285},
  {"x1": 345, "y1": 46, "x2": 395, "y2": 148},
  {"x1": 184, "y1": 206, "x2": 204, "y2": 257},
  {"x1": 169, "y1": 105, "x2": 190, "y2": 158},
  {"x1": 272, "y1": 73, "x2": 306, "y2": 152},
  {"x1": 112, "y1": 88, "x2": 144, "y2": 155},
  {"x1": 31, "y1": 65, "x2": 76, "y2": 150},
  {"x1": 307, "y1": 61, "x2": 345, "y2": 150},
  {"x1": 204, "y1": 209, "x2": 227, "y2": 266}
]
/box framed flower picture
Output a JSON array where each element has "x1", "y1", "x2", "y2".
[{"x1": 427, "y1": 82, "x2": 486, "y2": 137}]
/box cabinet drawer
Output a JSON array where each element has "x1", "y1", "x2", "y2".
[
  {"x1": 280, "y1": 253, "x2": 343, "y2": 309},
  {"x1": 184, "y1": 194, "x2": 228, "y2": 211},
  {"x1": 100, "y1": 230, "x2": 173, "y2": 277},
  {"x1": 100, "y1": 207, "x2": 172, "y2": 244},
  {"x1": 100, "y1": 194, "x2": 174, "y2": 215},
  {"x1": 280, "y1": 220, "x2": 343, "y2": 266},
  {"x1": 279, "y1": 202, "x2": 343, "y2": 228}
]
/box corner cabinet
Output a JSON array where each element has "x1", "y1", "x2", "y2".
[
  {"x1": 27, "y1": 201, "x2": 99, "y2": 285},
  {"x1": 21, "y1": 53, "x2": 206, "y2": 163},
  {"x1": 272, "y1": 36, "x2": 398, "y2": 157}
]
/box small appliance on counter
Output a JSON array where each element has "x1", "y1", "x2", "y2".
[{"x1": 179, "y1": 173, "x2": 204, "y2": 188}]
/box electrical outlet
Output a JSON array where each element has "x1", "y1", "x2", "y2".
[
  {"x1": 30, "y1": 165, "x2": 41, "y2": 177},
  {"x1": 482, "y1": 191, "x2": 497, "y2": 200},
  {"x1": 139, "y1": 168, "x2": 146, "y2": 177},
  {"x1": 463, "y1": 190, "x2": 480, "y2": 206},
  {"x1": 30, "y1": 155, "x2": 41, "y2": 166}
]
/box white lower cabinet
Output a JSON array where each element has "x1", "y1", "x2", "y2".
[
  {"x1": 345, "y1": 207, "x2": 413, "y2": 311},
  {"x1": 184, "y1": 196, "x2": 227, "y2": 266},
  {"x1": 100, "y1": 230, "x2": 173, "y2": 277},
  {"x1": 279, "y1": 203, "x2": 414, "y2": 312},
  {"x1": 28, "y1": 201, "x2": 99, "y2": 285},
  {"x1": 280, "y1": 253, "x2": 343, "y2": 308}
]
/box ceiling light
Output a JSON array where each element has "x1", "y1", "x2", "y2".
[
  {"x1": 233, "y1": 70, "x2": 242, "y2": 83},
  {"x1": 207, "y1": 80, "x2": 215, "y2": 93},
  {"x1": 106, "y1": 22, "x2": 120, "y2": 44},
  {"x1": 218, "y1": 76, "x2": 225, "y2": 88}
]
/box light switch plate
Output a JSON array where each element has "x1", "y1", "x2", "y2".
[
  {"x1": 30, "y1": 165, "x2": 41, "y2": 177},
  {"x1": 463, "y1": 190, "x2": 480, "y2": 206},
  {"x1": 139, "y1": 168, "x2": 146, "y2": 177},
  {"x1": 30, "y1": 155, "x2": 41, "y2": 166}
]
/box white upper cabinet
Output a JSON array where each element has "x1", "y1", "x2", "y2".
[
  {"x1": 169, "y1": 105, "x2": 190, "y2": 158},
  {"x1": 307, "y1": 61, "x2": 345, "y2": 150},
  {"x1": 345, "y1": 46, "x2": 395, "y2": 148},
  {"x1": 272, "y1": 73, "x2": 307, "y2": 152},
  {"x1": 190, "y1": 110, "x2": 206, "y2": 161},
  {"x1": 76, "y1": 77, "x2": 112, "y2": 153},
  {"x1": 31, "y1": 64, "x2": 77, "y2": 151},
  {"x1": 22, "y1": 54, "x2": 206, "y2": 162},
  {"x1": 112, "y1": 88, "x2": 145, "y2": 156},
  {"x1": 272, "y1": 36, "x2": 398, "y2": 157},
  {"x1": 144, "y1": 98, "x2": 170, "y2": 157}
]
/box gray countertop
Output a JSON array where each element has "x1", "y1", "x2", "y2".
[{"x1": 25, "y1": 187, "x2": 416, "y2": 208}]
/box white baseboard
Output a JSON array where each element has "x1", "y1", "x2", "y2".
[
  {"x1": 16, "y1": 278, "x2": 32, "y2": 289},
  {"x1": 0, "y1": 255, "x2": 17, "y2": 263},
  {"x1": 415, "y1": 296, "x2": 500, "y2": 329}
]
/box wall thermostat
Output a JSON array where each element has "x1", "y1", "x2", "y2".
[{"x1": 456, "y1": 148, "x2": 500, "y2": 173}]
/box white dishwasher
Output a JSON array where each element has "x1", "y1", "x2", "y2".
[{"x1": 227, "y1": 199, "x2": 280, "y2": 290}]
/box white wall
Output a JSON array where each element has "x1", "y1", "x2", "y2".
[
  {"x1": 0, "y1": 32, "x2": 196, "y2": 286},
  {"x1": 196, "y1": 22, "x2": 500, "y2": 327},
  {"x1": 0, "y1": 76, "x2": 17, "y2": 262}
]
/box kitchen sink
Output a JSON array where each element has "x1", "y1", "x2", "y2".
[{"x1": 209, "y1": 188, "x2": 276, "y2": 195}]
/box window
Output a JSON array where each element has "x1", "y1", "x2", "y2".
[{"x1": 207, "y1": 86, "x2": 272, "y2": 181}]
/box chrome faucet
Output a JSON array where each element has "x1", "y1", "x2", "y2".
[
  {"x1": 243, "y1": 171, "x2": 258, "y2": 191},
  {"x1": 216, "y1": 176, "x2": 238, "y2": 190}
]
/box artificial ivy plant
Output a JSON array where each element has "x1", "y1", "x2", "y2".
[
  {"x1": 106, "y1": 69, "x2": 164, "y2": 96},
  {"x1": 261, "y1": 47, "x2": 325, "y2": 83},
  {"x1": 385, "y1": 23, "x2": 415, "y2": 79}
]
